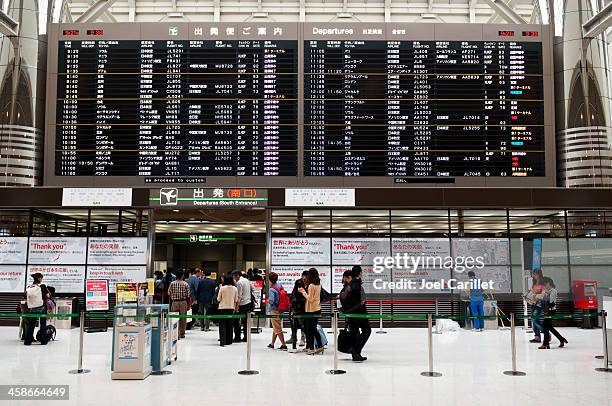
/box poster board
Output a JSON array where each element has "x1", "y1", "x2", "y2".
[
  {"x1": 271, "y1": 238, "x2": 330, "y2": 265},
  {"x1": 87, "y1": 237, "x2": 148, "y2": 265},
  {"x1": 0, "y1": 265, "x2": 27, "y2": 293},
  {"x1": 27, "y1": 265, "x2": 86, "y2": 293},
  {"x1": 86, "y1": 279, "x2": 110, "y2": 311},
  {"x1": 87, "y1": 266, "x2": 147, "y2": 293},
  {"x1": 0, "y1": 237, "x2": 28, "y2": 264},
  {"x1": 28, "y1": 237, "x2": 87, "y2": 264}
]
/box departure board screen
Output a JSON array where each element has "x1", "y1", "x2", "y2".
[
  {"x1": 304, "y1": 28, "x2": 545, "y2": 178},
  {"x1": 46, "y1": 23, "x2": 553, "y2": 187},
  {"x1": 53, "y1": 23, "x2": 298, "y2": 182}
]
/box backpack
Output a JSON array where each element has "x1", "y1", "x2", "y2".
[
  {"x1": 36, "y1": 325, "x2": 56, "y2": 343},
  {"x1": 271, "y1": 286, "x2": 290, "y2": 312},
  {"x1": 26, "y1": 284, "x2": 43, "y2": 309}
]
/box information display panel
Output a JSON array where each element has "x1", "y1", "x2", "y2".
[{"x1": 47, "y1": 23, "x2": 299, "y2": 186}]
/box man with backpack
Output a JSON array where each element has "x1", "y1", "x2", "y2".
[
  {"x1": 267, "y1": 272, "x2": 288, "y2": 350},
  {"x1": 24, "y1": 273, "x2": 50, "y2": 346}
]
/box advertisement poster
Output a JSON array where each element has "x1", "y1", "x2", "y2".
[
  {"x1": 332, "y1": 266, "x2": 390, "y2": 294},
  {"x1": 392, "y1": 238, "x2": 451, "y2": 257},
  {"x1": 250, "y1": 279, "x2": 264, "y2": 312},
  {"x1": 332, "y1": 238, "x2": 390, "y2": 265},
  {"x1": 28, "y1": 237, "x2": 87, "y2": 264},
  {"x1": 87, "y1": 266, "x2": 147, "y2": 293},
  {"x1": 0, "y1": 265, "x2": 27, "y2": 293},
  {"x1": 451, "y1": 238, "x2": 509, "y2": 265},
  {"x1": 271, "y1": 238, "x2": 330, "y2": 265},
  {"x1": 26, "y1": 265, "x2": 86, "y2": 293},
  {"x1": 452, "y1": 266, "x2": 512, "y2": 293},
  {"x1": 116, "y1": 282, "x2": 138, "y2": 303},
  {"x1": 85, "y1": 279, "x2": 109, "y2": 311},
  {"x1": 270, "y1": 266, "x2": 332, "y2": 294},
  {"x1": 391, "y1": 267, "x2": 451, "y2": 294},
  {"x1": 87, "y1": 237, "x2": 148, "y2": 265},
  {"x1": 0, "y1": 237, "x2": 28, "y2": 264},
  {"x1": 118, "y1": 331, "x2": 139, "y2": 360}
]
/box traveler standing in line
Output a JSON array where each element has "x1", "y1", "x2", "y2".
[
  {"x1": 467, "y1": 271, "x2": 485, "y2": 332},
  {"x1": 267, "y1": 272, "x2": 288, "y2": 350},
  {"x1": 168, "y1": 270, "x2": 191, "y2": 339},
  {"x1": 527, "y1": 269, "x2": 545, "y2": 343},
  {"x1": 288, "y1": 270, "x2": 308, "y2": 351},
  {"x1": 539, "y1": 277, "x2": 568, "y2": 349},
  {"x1": 217, "y1": 275, "x2": 238, "y2": 346},
  {"x1": 298, "y1": 267, "x2": 323, "y2": 355},
  {"x1": 24, "y1": 272, "x2": 50, "y2": 346},
  {"x1": 162, "y1": 268, "x2": 175, "y2": 304},
  {"x1": 338, "y1": 270, "x2": 353, "y2": 312},
  {"x1": 186, "y1": 268, "x2": 201, "y2": 330},
  {"x1": 233, "y1": 270, "x2": 253, "y2": 342},
  {"x1": 197, "y1": 270, "x2": 217, "y2": 331},
  {"x1": 344, "y1": 266, "x2": 370, "y2": 362}
]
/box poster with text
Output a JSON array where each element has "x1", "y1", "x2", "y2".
[
  {"x1": 270, "y1": 266, "x2": 332, "y2": 294},
  {"x1": 451, "y1": 266, "x2": 511, "y2": 293},
  {"x1": 392, "y1": 238, "x2": 451, "y2": 257},
  {"x1": 332, "y1": 266, "x2": 390, "y2": 294},
  {"x1": 85, "y1": 279, "x2": 109, "y2": 311},
  {"x1": 271, "y1": 238, "x2": 330, "y2": 265},
  {"x1": 27, "y1": 265, "x2": 86, "y2": 293},
  {"x1": 451, "y1": 238, "x2": 509, "y2": 265},
  {"x1": 28, "y1": 237, "x2": 87, "y2": 264},
  {"x1": 0, "y1": 237, "x2": 28, "y2": 264},
  {"x1": 87, "y1": 237, "x2": 148, "y2": 265},
  {"x1": 391, "y1": 267, "x2": 451, "y2": 294},
  {"x1": 0, "y1": 265, "x2": 26, "y2": 293},
  {"x1": 332, "y1": 238, "x2": 390, "y2": 265},
  {"x1": 250, "y1": 280, "x2": 264, "y2": 312},
  {"x1": 87, "y1": 266, "x2": 147, "y2": 293}
]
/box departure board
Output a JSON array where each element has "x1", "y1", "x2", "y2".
[
  {"x1": 45, "y1": 23, "x2": 554, "y2": 187},
  {"x1": 52, "y1": 23, "x2": 298, "y2": 183},
  {"x1": 304, "y1": 24, "x2": 546, "y2": 178}
]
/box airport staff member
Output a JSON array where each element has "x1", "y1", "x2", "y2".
[{"x1": 168, "y1": 270, "x2": 191, "y2": 339}]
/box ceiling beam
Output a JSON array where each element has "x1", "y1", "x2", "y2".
[
  {"x1": 75, "y1": 0, "x2": 120, "y2": 23},
  {"x1": 583, "y1": 1, "x2": 612, "y2": 39},
  {"x1": 469, "y1": 0, "x2": 477, "y2": 23},
  {"x1": 0, "y1": 10, "x2": 18, "y2": 37},
  {"x1": 483, "y1": 0, "x2": 527, "y2": 24}
]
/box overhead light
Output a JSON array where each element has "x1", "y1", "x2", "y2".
[{"x1": 172, "y1": 209, "x2": 179, "y2": 213}]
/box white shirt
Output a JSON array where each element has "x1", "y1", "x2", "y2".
[{"x1": 236, "y1": 277, "x2": 252, "y2": 306}]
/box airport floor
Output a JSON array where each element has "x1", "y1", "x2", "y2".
[{"x1": 1, "y1": 323, "x2": 611, "y2": 406}]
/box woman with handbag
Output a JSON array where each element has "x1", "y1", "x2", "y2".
[
  {"x1": 298, "y1": 267, "x2": 324, "y2": 355},
  {"x1": 527, "y1": 269, "x2": 545, "y2": 343},
  {"x1": 539, "y1": 277, "x2": 568, "y2": 349}
]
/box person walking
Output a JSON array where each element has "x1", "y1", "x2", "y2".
[
  {"x1": 539, "y1": 277, "x2": 569, "y2": 349},
  {"x1": 186, "y1": 268, "x2": 201, "y2": 330},
  {"x1": 343, "y1": 266, "x2": 371, "y2": 361},
  {"x1": 233, "y1": 270, "x2": 253, "y2": 342},
  {"x1": 197, "y1": 270, "x2": 217, "y2": 331},
  {"x1": 298, "y1": 267, "x2": 323, "y2": 355},
  {"x1": 168, "y1": 270, "x2": 191, "y2": 339},
  {"x1": 267, "y1": 272, "x2": 288, "y2": 350},
  {"x1": 527, "y1": 269, "x2": 545, "y2": 343},
  {"x1": 467, "y1": 271, "x2": 485, "y2": 332},
  {"x1": 217, "y1": 275, "x2": 238, "y2": 346},
  {"x1": 24, "y1": 273, "x2": 50, "y2": 346}
]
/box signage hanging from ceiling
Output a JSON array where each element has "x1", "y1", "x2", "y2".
[{"x1": 149, "y1": 188, "x2": 268, "y2": 208}]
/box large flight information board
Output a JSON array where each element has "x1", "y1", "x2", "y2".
[{"x1": 46, "y1": 23, "x2": 553, "y2": 187}]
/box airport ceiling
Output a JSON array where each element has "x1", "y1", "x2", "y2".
[{"x1": 59, "y1": 0, "x2": 546, "y2": 24}]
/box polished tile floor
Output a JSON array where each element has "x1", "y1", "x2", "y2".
[{"x1": 1, "y1": 324, "x2": 611, "y2": 406}]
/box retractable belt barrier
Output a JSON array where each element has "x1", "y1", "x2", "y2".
[{"x1": 3, "y1": 311, "x2": 609, "y2": 377}]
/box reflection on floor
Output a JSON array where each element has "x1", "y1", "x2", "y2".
[{"x1": 1, "y1": 325, "x2": 611, "y2": 406}]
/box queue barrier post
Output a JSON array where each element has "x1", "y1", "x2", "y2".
[
  {"x1": 595, "y1": 310, "x2": 612, "y2": 373},
  {"x1": 238, "y1": 313, "x2": 259, "y2": 375},
  {"x1": 326, "y1": 311, "x2": 346, "y2": 375},
  {"x1": 69, "y1": 311, "x2": 91, "y2": 374},
  {"x1": 503, "y1": 313, "x2": 526, "y2": 376},
  {"x1": 376, "y1": 300, "x2": 387, "y2": 334},
  {"x1": 151, "y1": 312, "x2": 172, "y2": 376},
  {"x1": 420, "y1": 314, "x2": 441, "y2": 377}
]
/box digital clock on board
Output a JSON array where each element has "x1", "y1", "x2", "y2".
[{"x1": 498, "y1": 31, "x2": 515, "y2": 37}]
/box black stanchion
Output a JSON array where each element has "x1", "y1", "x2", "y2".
[{"x1": 595, "y1": 311, "x2": 612, "y2": 373}]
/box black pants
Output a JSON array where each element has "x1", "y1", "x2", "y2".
[
  {"x1": 24, "y1": 307, "x2": 47, "y2": 345},
  {"x1": 218, "y1": 309, "x2": 234, "y2": 346},
  {"x1": 304, "y1": 311, "x2": 322, "y2": 350},
  {"x1": 543, "y1": 311, "x2": 566, "y2": 346},
  {"x1": 348, "y1": 317, "x2": 371, "y2": 356},
  {"x1": 290, "y1": 314, "x2": 303, "y2": 349},
  {"x1": 233, "y1": 304, "x2": 251, "y2": 340},
  {"x1": 187, "y1": 302, "x2": 199, "y2": 330}
]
